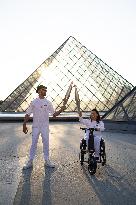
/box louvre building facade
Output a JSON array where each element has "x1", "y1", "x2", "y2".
[{"x1": 0, "y1": 36, "x2": 135, "y2": 121}]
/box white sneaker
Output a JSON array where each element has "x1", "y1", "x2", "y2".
[
  {"x1": 23, "y1": 160, "x2": 33, "y2": 170},
  {"x1": 45, "y1": 160, "x2": 55, "y2": 168}
]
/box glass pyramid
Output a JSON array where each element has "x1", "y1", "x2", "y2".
[
  {"x1": 0, "y1": 36, "x2": 134, "y2": 113},
  {"x1": 102, "y1": 87, "x2": 136, "y2": 121}
]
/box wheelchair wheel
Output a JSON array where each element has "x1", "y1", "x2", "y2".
[
  {"x1": 88, "y1": 156, "x2": 97, "y2": 175},
  {"x1": 100, "y1": 138, "x2": 106, "y2": 166},
  {"x1": 80, "y1": 138, "x2": 86, "y2": 150},
  {"x1": 79, "y1": 139, "x2": 86, "y2": 165},
  {"x1": 79, "y1": 151, "x2": 84, "y2": 165},
  {"x1": 102, "y1": 153, "x2": 106, "y2": 166}
]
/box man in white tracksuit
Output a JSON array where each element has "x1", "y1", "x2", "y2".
[
  {"x1": 78, "y1": 108, "x2": 105, "y2": 160},
  {"x1": 23, "y1": 85, "x2": 66, "y2": 169}
]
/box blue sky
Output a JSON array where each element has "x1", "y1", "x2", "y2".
[{"x1": 0, "y1": 0, "x2": 136, "y2": 100}]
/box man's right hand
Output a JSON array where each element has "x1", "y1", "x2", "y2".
[{"x1": 23, "y1": 123, "x2": 28, "y2": 134}]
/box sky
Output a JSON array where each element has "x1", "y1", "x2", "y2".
[{"x1": 0, "y1": 0, "x2": 136, "y2": 100}]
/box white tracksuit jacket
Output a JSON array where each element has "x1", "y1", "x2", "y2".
[{"x1": 26, "y1": 97, "x2": 55, "y2": 161}]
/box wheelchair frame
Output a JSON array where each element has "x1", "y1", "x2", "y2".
[{"x1": 79, "y1": 127, "x2": 106, "y2": 175}]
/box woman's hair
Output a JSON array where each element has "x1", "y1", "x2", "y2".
[{"x1": 90, "y1": 108, "x2": 101, "y2": 123}]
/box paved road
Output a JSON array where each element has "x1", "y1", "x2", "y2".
[{"x1": 0, "y1": 122, "x2": 136, "y2": 205}]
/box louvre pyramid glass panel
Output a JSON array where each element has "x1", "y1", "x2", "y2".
[
  {"x1": 102, "y1": 87, "x2": 136, "y2": 121},
  {"x1": 0, "y1": 36, "x2": 134, "y2": 113}
]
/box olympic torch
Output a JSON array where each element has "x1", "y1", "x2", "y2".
[{"x1": 75, "y1": 86, "x2": 80, "y2": 113}]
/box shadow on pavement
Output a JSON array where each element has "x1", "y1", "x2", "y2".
[
  {"x1": 82, "y1": 164, "x2": 136, "y2": 205},
  {"x1": 13, "y1": 168, "x2": 33, "y2": 205},
  {"x1": 13, "y1": 164, "x2": 56, "y2": 205},
  {"x1": 42, "y1": 166, "x2": 56, "y2": 205}
]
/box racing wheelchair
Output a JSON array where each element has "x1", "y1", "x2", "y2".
[{"x1": 79, "y1": 127, "x2": 106, "y2": 175}]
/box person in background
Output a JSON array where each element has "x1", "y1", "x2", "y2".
[{"x1": 23, "y1": 85, "x2": 66, "y2": 169}]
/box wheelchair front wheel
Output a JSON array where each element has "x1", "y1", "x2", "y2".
[{"x1": 88, "y1": 157, "x2": 97, "y2": 175}]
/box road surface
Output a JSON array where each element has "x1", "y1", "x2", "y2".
[{"x1": 0, "y1": 122, "x2": 135, "y2": 205}]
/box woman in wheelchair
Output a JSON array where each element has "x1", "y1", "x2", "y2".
[{"x1": 78, "y1": 108, "x2": 105, "y2": 162}]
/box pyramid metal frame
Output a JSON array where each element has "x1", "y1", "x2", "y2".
[
  {"x1": 0, "y1": 36, "x2": 134, "y2": 114},
  {"x1": 102, "y1": 86, "x2": 136, "y2": 121}
]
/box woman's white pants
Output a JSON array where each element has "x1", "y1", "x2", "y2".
[
  {"x1": 85, "y1": 135, "x2": 101, "y2": 158},
  {"x1": 29, "y1": 127, "x2": 49, "y2": 161}
]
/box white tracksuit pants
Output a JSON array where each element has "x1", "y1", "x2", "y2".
[
  {"x1": 85, "y1": 135, "x2": 101, "y2": 158},
  {"x1": 29, "y1": 127, "x2": 49, "y2": 161}
]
